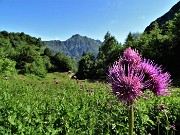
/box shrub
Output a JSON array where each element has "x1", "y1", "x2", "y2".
[{"x1": 0, "y1": 58, "x2": 17, "y2": 76}]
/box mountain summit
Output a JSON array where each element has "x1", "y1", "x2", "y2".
[{"x1": 44, "y1": 34, "x2": 101, "y2": 60}]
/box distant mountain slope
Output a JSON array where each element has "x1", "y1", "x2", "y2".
[
  {"x1": 44, "y1": 34, "x2": 101, "y2": 60},
  {"x1": 145, "y1": 1, "x2": 180, "y2": 32}
]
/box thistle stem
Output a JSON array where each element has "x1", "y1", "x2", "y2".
[{"x1": 129, "y1": 104, "x2": 134, "y2": 135}]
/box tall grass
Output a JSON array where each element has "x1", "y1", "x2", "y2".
[{"x1": 0, "y1": 73, "x2": 179, "y2": 134}]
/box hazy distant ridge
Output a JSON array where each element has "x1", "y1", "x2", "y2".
[{"x1": 44, "y1": 34, "x2": 101, "y2": 60}]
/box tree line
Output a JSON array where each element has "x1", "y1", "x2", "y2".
[{"x1": 76, "y1": 13, "x2": 180, "y2": 81}]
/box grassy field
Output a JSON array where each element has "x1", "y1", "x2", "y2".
[{"x1": 0, "y1": 73, "x2": 179, "y2": 135}]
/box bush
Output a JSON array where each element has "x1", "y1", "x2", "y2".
[
  {"x1": 0, "y1": 58, "x2": 17, "y2": 76},
  {"x1": 24, "y1": 58, "x2": 47, "y2": 78}
]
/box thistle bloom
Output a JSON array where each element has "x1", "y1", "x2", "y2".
[
  {"x1": 139, "y1": 59, "x2": 171, "y2": 95},
  {"x1": 108, "y1": 62, "x2": 144, "y2": 105},
  {"x1": 108, "y1": 47, "x2": 171, "y2": 105},
  {"x1": 121, "y1": 47, "x2": 141, "y2": 66}
]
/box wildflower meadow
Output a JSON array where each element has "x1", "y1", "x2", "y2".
[{"x1": 0, "y1": 69, "x2": 179, "y2": 134}]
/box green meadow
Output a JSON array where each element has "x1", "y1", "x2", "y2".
[{"x1": 0, "y1": 73, "x2": 179, "y2": 135}]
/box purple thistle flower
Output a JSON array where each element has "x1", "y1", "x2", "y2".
[
  {"x1": 139, "y1": 59, "x2": 171, "y2": 95},
  {"x1": 121, "y1": 47, "x2": 141, "y2": 66},
  {"x1": 108, "y1": 47, "x2": 171, "y2": 105},
  {"x1": 139, "y1": 59, "x2": 162, "y2": 76},
  {"x1": 108, "y1": 63, "x2": 144, "y2": 105}
]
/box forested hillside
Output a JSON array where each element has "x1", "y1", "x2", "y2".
[{"x1": 0, "y1": 31, "x2": 76, "y2": 77}]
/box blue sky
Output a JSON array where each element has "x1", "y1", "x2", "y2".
[{"x1": 0, "y1": 0, "x2": 179, "y2": 43}]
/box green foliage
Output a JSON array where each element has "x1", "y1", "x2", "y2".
[
  {"x1": 124, "y1": 13, "x2": 180, "y2": 79},
  {"x1": 17, "y1": 45, "x2": 40, "y2": 66},
  {"x1": 0, "y1": 31, "x2": 48, "y2": 77},
  {"x1": 0, "y1": 58, "x2": 16, "y2": 76},
  {"x1": 76, "y1": 52, "x2": 95, "y2": 79},
  {"x1": 0, "y1": 38, "x2": 16, "y2": 59},
  {"x1": 0, "y1": 73, "x2": 179, "y2": 134},
  {"x1": 15, "y1": 45, "x2": 48, "y2": 77},
  {"x1": 0, "y1": 31, "x2": 78, "y2": 77},
  {"x1": 96, "y1": 32, "x2": 123, "y2": 77},
  {"x1": 53, "y1": 52, "x2": 76, "y2": 72},
  {"x1": 97, "y1": 32, "x2": 119, "y2": 60},
  {"x1": 44, "y1": 47, "x2": 54, "y2": 58},
  {"x1": 24, "y1": 57, "x2": 47, "y2": 78},
  {"x1": 76, "y1": 32, "x2": 124, "y2": 79},
  {"x1": 42, "y1": 55, "x2": 53, "y2": 72},
  {"x1": 124, "y1": 32, "x2": 141, "y2": 47}
]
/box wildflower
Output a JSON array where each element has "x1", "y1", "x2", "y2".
[
  {"x1": 54, "y1": 79, "x2": 59, "y2": 84},
  {"x1": 108, "y1": 65, "x2": 144, "y2": 105},
  {"x1": 160, "y1": 104, "x2": 165, "y2": 108},
  {"x1": 139, "y1": 59, "x2": 171, "y2": 95},
  {"x1": 108, "y1": 47, "x2": 171, "y2": 135},
  {"x1": 121, "y1": 47, "x2": 141, "y2": 66},
  {"x1": 73, "y1": 75, "x2": 77, "y2": 79},
  {"x1": 68, "y1": 70, "x2": 72, "y2": 74},
  {"x1": 108, "y1": 47, "x2": 171, "y2": 105},
  {"x1": 170, "y1": 125, "x2": 176, "y2": 130}
]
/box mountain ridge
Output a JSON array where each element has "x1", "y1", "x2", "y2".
[{"x1": 44, "y1": 34, "x2": 102, "y2": 60}]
